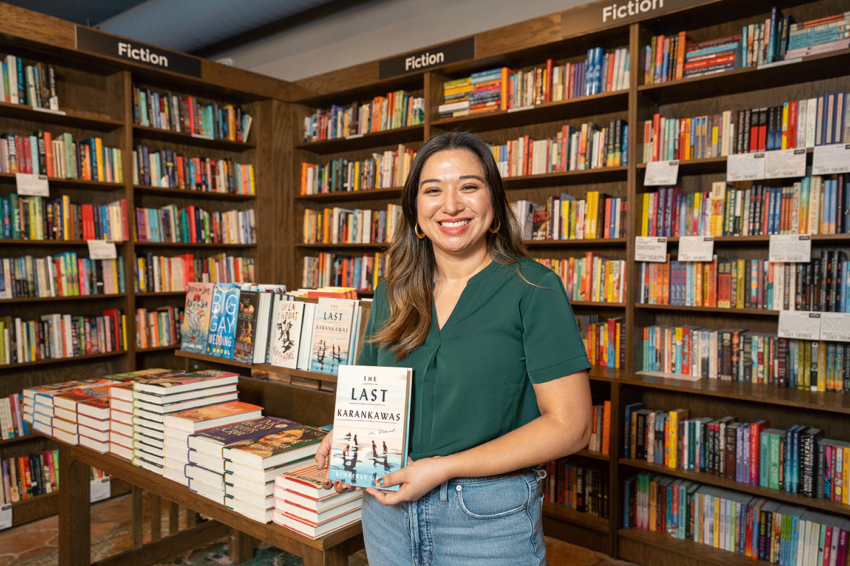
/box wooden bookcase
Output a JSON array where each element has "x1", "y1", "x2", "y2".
[
  {"x1": 0, "y1": 2, "x2": 300, "y2": 527},
  {"x1": 283, "y1": 0, "x2": 850, "y2": 563}
]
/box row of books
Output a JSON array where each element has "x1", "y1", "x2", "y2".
[
  {"x1": 0, "y1": 309, "x2": 126, "y2": 365},
  {"x1": 578, "y1": 316, "x2": 626, "y2": 370},
  {"x1": 535, "y1": 254, "x2": 627, "y2": 304},
  {"x1": 0, "y1": 54, "x2": 56, "y2": 108},
  {"x1": 0, "y1": 132, "x2": 123, "y2": 182},
  {"x1": 1, "y1": 194, "x2": 129, "y2": 242},
  {"x1": 785, "y1": 10, "x2": 850, "y2": 58},
  {"x1": 132, "y1": 146, "x2": 255, "y2": 195},
  {"x1": 589, "y1": 400, "x2": 612, "y2": 455},
  {"x1": 622, "y1": 471, "x2": 850, "y2": 564},
  {"x1": 0, "y1": 393, "x2": 28, "y2": 440},
  {"x1": 643, "y1": 93, "x2": 850, "y2": 162},
  {"x1": 0, "y1": 255, "x2": 124, "y2": 299},
  {"x1": 0, "y1": 450, "x2": 58, "y2": 504},
  {"x1": 132, "y1": 86, "x2": 252, "y2": 142},
  {"x1": 638, "y1": 252, "x2": 849, "y2": 313},
  {"x1": 136, "y1": 306, "x2": 182, "y2": 350},
  {"x1": 301, "y1": 91, "x2": 425, "y2": 142},
  {"x1": 302, "y1": 205, "x2": 403, "y2": 245},
  {"x1": 512, "y1": 193, "x2": 627, "y2": 241},
  {"x1": 626, "y1": 406, "x2": 849, "y2": 502},
  {"x1": 300, "y1": 145, "x2": 417, "y2": 195},
  {"x1": 491, "y1": 120, "x2": 628, "y2": 177},
  {"x1": 541, "y1": 457, "x2": 609, "y2": 518},
  {"x1": 133, "y1": 206, "x2": 256, "y2": 245},
  {"x1": 641, "y1": 176, "x2": 849, "y2": 238},
  {"x1": 641, "y1": 326, "x2": 850, "y2": 392},
  {"x1": 644, "y1": 32, "x2": 742, "y2": 84},
  {"x1": 302, "y1": 253, "x2": 386, "y2": 292},
  {"x1": 134, "y1": 253, "x2": 255, "y2": 293}
]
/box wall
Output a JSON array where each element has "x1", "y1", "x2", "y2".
[{"x1": 214, "y1": 0, "x2": 590, "y2": 82}]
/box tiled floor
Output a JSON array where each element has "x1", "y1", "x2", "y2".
[{"x1": 0, "y1": 492, "x2": 637, "y2": 566}]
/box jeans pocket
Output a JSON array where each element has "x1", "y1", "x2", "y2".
[{"x1": 455, "y1": 478, "x2": 530, "y2": 519}]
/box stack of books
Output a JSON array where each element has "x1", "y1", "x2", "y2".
[
  {"x1": 222, "y1": 425, "x2": 328, "y2": 523},
  {"x1": 131, "y1": 371, "x2": 239, "y2": 475},
  {"x1": 109, "y1": 382, "x2": 136, "y2": 461},
  {"x1": 273, "y1": 464, "x2": 363, "y2": 539},
  {"x1": 438, "y1": 77, "x2": 473, "y2": 118},
  {"x1": 163, "y1": 400, "x2": 263, "y2": 494},
  {"x1": 468, "y1": 68, "x2": 505, "y2": 115},
  {"x1": 786, "y1": 11, "x2": 850, "y2": 59}
]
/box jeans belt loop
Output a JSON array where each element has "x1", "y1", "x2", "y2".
[{"x1": 440, "y1": 479, "x2": 449, "y2": 503}]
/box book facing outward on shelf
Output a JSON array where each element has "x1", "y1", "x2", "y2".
[
  {"x1": 310, "y1": 297, "x2": 358, "y2": 375},
  {"x1": 329, "y1": 365, "x2": 413, "y2": 491},
  {"x1": 206, "y1": 283, "x2": 240, "y2": 359},
  {"x1": 180, "y1": 282, "x2": 214, "y2": 354}
]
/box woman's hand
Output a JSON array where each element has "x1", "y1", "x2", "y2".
[
  {"x1": 366, "y1": 456, "x2": 451, "y2": 505},
  {"x1": 314, "y1": 433, "x2": 360, "y2": 493}
]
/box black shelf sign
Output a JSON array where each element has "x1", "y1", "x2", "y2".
[
  {"x1": 76, "y1": 27, "x2": 201, "y2": 78},
  {"x1": 379, "y1": 37, "x2": 475, "y2": 80}
]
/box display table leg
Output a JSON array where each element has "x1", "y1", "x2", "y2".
[
  {"x1": 229, "y1": 529, "x2": 255, "y2": 564},
  {"x1": 58, "y1": 443, "x2": 91, "y2": 566}
]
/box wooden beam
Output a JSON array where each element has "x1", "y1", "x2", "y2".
[{"x1": 93, "y1": 520, "x2": 230, "y2": 566}]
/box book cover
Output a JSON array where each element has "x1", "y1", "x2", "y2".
[
  {"x1": 225, "y1": 426, "x2": 327, "y2": 467},
  {"x1": 133, "y1": 370, "x2": 239, "y2": 395},
  {"x1": 180, "y1": 282, "x2": 213, "y2": 354},
  {"x1": 189, "y1": 416, "x2": 300, "y2": 451},
  {"x1": 164, "y1": 401, "x2": 263, "y2": 433},
  {"x1": 309, "y1": 298, "x2": 356, "y2": 374},
  {"x1": 206, "y1": 283, "x2": 239, "y2": 358},
  {"x1": 232, "y1": 290, "x2": 259, "y2": 364},
  {"x1": 271, "y1": 300, "x2": 305, "y2": 369},
  {"x1": 329, "y1": 364, "x2": 413, "y2": 491}
]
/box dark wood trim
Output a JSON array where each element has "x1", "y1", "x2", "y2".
[
  {"x1": 133, "y1": 186, "x2": 255, "y2": 201},
  {"x1": 0, "y1": 293, "x2": 127, "y2": 304},
  {"x1": 542, "y1": 500, "x2": 609, "y2": 533},
  {"x1": 92, "y1": 519, "x2": 230, "y2": 566}
]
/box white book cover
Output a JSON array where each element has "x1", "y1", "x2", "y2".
[
  {"x1": 271, "y1": 300, "x2": 305, "y2": 369},
  {"x1": 310, "y1": 298, "x2": 356, "y2": 374},
  {"x1": 329, "y1": 365, "x2": 412, "y2": 491}
]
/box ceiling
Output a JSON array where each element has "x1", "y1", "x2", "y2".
[{"x1": 2, "y1": 0, "x2": 147, "y2": 26}]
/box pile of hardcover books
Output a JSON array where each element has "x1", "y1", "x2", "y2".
[{"x1": 273, "y1": 463, "x2": 362, "y2": 539}]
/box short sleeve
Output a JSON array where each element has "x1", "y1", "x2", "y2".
[{"x1": 522, "y1": 270, "x2": 591, "y2": 383}]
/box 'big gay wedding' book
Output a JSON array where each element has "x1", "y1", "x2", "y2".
[{"x1": 329, "y1": 364, "x2": 413, "y2": 491}]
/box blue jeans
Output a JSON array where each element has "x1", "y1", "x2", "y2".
[{"x1": 361, "y1": 470, "x2": 546, "y2": 565}]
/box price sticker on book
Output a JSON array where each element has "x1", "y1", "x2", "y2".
[
  {"x1": 90, "y1": 477, "x2": 111, "y2": 502},
  {"x1": 644, "y1": 160, "x2": 679, "y2": 186},
  {"x1": 635, "y1": 237, "x2": 667, "y2": 262},
  {"x1": 15, "y1": 173, "x2": 49, "y2": 197},
  {"x1": 678, "y1": 236, "x2": 714, "y2": 262},
  {"x1": 727, "y1": 153, "x2": 766, "y2": 182},
  {"x1": 87, "y1": 240, "x2": 118, "y2": 259},
  {"x1": 778, "y1": 311, "x2": 821, "y2": 341},
  {"x1": 769, "y1": 235, "x2": 811, "y2": 263},
  {"x1": 0, "y1": 504, "x2": 11, "y2": 530},
  {"x1": 812, "y1": 144, "x2": 850, "y2": 175},
  {"x1": 820, "y1": 313, "x2": 850, "y2": 343},
  {"x1": 764, "y1": 149, "x2": 807, "y2": 179}
]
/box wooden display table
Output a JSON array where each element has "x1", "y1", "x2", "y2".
[{"x1": 57, "y1": 442, "x2": 364, "y2": 566}]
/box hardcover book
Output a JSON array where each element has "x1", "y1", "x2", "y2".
[
  {"x1": 206, "y1": 283, "x2": 240, "y2": 358},
  {"x1": 232, "y1": 290, "x2": 259, "y2": 364},
  {"x1": 163, "y1": 401, "x2": 263, "y2": 433},
  {"x1": 329, "y1": 365, "x2": 413, "y2": 491},
  {"x1": 309, "y1": 298, "x2": 356, "y2": 374},
  {"x1": 188, "y1": 416, "x2": 300, "y2": 455},
  {"x1": 270, "y1": 300, "x2": 305, "y2": 369},
  {"x1": 180, "y1": 282, "x2": 214, "y2": 354},
  {"x1": 133, "y1": 370, "x2": 239, "y2": 395},
  {"x1": 223, "y1": 425, "x2": 327, "y2": 468}
]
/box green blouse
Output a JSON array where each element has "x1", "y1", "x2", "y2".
[{"x1": 357, "y1": 255, "x2": 591, "y2": 460}]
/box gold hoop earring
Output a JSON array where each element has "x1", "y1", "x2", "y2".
[
  {"x1": 415, "y1": 223, "x2": 426, "y2": 239},
  {"x1": 488, "y1": 219, "x2": 500, "y2": 234}
]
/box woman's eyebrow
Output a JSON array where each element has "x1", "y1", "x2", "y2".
[{"x1": 419, "y1": 174, "x2": 486, "y2": 187}]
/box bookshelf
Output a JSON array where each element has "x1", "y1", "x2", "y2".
[
  {"x1": 0, "y1": 2, "x2": 298, "y2": 526},
  {"x1": 285, "y1": 0, "x2": 850, "y2": 562}
]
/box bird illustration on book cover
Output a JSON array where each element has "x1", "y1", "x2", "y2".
[
  {"x1": 310, "y1": 298, "x2": 355, "y2": 374},
  {"x1": 181, "y1": 282, "x2": 213, "y2": 354},
  {"x1": 232, "y1": 290, "x2": 259, "y2": 363}
]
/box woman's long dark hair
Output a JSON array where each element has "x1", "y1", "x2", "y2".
[{"x1": 372, "y1": 132, "x2": 529, "y2": 360}]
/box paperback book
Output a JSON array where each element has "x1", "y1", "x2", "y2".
[
  {"x1": 164, "y1": 401, "x2": 262, "y2": 433},
  {"x1": 224, "y1": 426, "x2": 327, "y2": 468},
  {"x1": 188, "y1": 416, "x2": 300, "y2": 455},
  {"x1": 232, "y1": 290, "x2": 259, "y2": 363},
  {"x1": 180, "y1": 282, "x2": 214, "y2": 353},
  {"x1": 309, "y1": 298, "x2": 356, "y2": 374},
  {"x1": 270, "y1": 300, "x2": 305, "y2": 368},
  {"x1": 206, "y1": 283, "x2": 240, "y2": 358}
]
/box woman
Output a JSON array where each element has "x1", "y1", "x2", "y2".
[{"x1": 316, "y1": 132, "x2": 592, "y2": 565}]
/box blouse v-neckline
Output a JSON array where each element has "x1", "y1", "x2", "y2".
[{"x1": 432, "y1": 259, "x2": 498, "y2": 334}]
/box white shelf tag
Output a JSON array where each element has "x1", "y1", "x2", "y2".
[
  {"x1": 90, "y1": 477, "x2": 111, "y2": 502},
  {"x1": 769, "y1": 234, "x2": 811, "y2": 263},
  {"x1": 16, "y1": 173, "x2": 49, "y2": 197},
  {"x1": 764, "y1": 148, "x2": 807, "y2": 179},
  {"x1": 820, "y1": 313, "x2": 850, "y2": 343},
  {"x1": 678, "y1": 236, "x2": 714, "y2": 262},
  {"x1": 778, "y1": 310, "x2": 821, "y2": 341},
  {"x1": 507, "y1": 105, "x2": 534, "y2": 113},
  {"x1": 345, "y1": 134, "x2": 364, "y2": 140},
  {"x1": 0, "y1": 504, "x2": 11, "y2": 530},
  {"x1": 190, "y1": 133, "x2": 214, "y2": 140},
  {"x1": 812, "y1": 144, "x2": 850, "y2": 175},
  {"x1": 635, "y1": 237, "x2": 668, "y2": 262},
  {"x1": 727, "y1": 153, "x2": 766, "y2": 181},
  {"x1": 32, "y1": 106, "x2": 66, "y2": 116},
  {"x1": 644, "y1": 160, "x2": 679, "y2": 186},
  {"x1": 87, "y1": 240, "x2": 118, "y2": 259}
]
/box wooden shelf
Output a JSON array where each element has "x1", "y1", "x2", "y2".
[
  {"x1": 576, "y1": 449, "x2": 610, "y2": 462},
  {"x1": 135, "y1": 291, "x2": 186, "y2": 297},
  {"x1": 588, "y1": 365, "x2": 626, "y2": 383},
  {"x1": 636, "y1": 304, "x2": 778, "y2": 316},
  {"x1": 8, "y1": 477, "x2": 132, "y2": 528},
  {"x1": 571, "y1": 301, "x2": 626, "y2": 308},
  {"x1": 297, "y1": 125, "x2": 424, "y2": 154},
  {"x1": 0, "y1": 172, "x2": 125, "y2": 191},
  {"x1": 617, "y1": 371, "x2": 850, "y2": 416},
  {"x1": 137, "y1": 345, "x2": 180, "y2": 353},
  {"x1": 542, "y1": 501, "x2": 609, "y2": 533},
  {"x1": 618, "y1": 528, "x2": 771, "y2": 566},
  {"x1": 0, "y1": 239, "x2": 127, "y2": 247},
  {"x1": 133, "y1": 242, "x2": 257, "y2": 249},
  {"x1": 0, "y1": 293, "x2": 126, "y2": 304},
  {"x1": 134, "y1": 185, "x2": 255, "y2": 201},
  {"x1": 637, "y1": 148, "x2": 814, "y2": 177},
  {"x1": 0, "y1": 350, "x2": 126, "y2": 372},
  {"x1": 0, "y1": 101, "x2": 123, "y2": 131},
  {"x1": 620, "y1": 458, "x2": 850, "y2": 518},
  {"x1": 526, "y1": 238, "x2": 627, "y2": 248},
  {"x1": 295, "y1": 186, "x2": 403, "y2": 202},
  {"x1": 502, "y1": 167, "x2": 628, "y2": 189},
  {"x1": 432, "y1": 90, "x2": 629, "y2": 132},
  {"x1": 296, "y1": 242, "x2": 387, "y2": 250},
  {"x1": 654, "y1": 234, "x2": 850, "y2": 246},
  {"x1": 0, "y1": 434, "x2": 39, "y2": 447},
  {"x1": 132, "y1": 125, "x2": 255, "y2": 151},
  {"x1": 175, "y1": 349, "x2": 344, "y2": 383}
]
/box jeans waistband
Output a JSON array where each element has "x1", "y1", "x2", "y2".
[{"x1": 446, "y1": 467, "x2": 538, "y2": 485}]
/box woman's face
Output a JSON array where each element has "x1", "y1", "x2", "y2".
[{"x1": 416, "y1": 149, "x2": 494, "y2": 259}]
